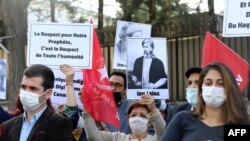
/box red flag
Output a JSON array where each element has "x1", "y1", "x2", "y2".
[
  {"x1": 82, "y1": 22, "x2": 120, "y2": 128},
  {"x1": 202, "y1": 32, "x2": 249, "y2": 91}
]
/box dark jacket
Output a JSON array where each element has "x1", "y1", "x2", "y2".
[
  {"x1": 0, "y1": 107, "x2": 73, "y2": 141},
  {"x1": 165, "y1": 102, "x2": 192, "y2": 126}
]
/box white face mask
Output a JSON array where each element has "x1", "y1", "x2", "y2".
[
  {"x1": 202, "y1": 86, "x2": 226, "y2": 108},
  {"x1": 129, "y1": 116, "x2": 148, "y2": 134},
  {"x1": 186, "y1": 88, "x2": 198, "y2": 107},
  {"x1": 19, "y1": 89, "x2": 46, "y2": 111},
  {"x1": 77, "y1": 116, "x2": 84, "y2": 129}
]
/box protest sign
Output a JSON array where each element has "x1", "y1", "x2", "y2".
[
  {"x1": 50, "y1": 69, "x2": 83, "y2": 107},
  {"x1": 27, "y1": 23, "x2": 93, "y2": 68},
  {"x1": 126, "y1": 37, "x2": 169, "y2": 99},
  {"x1": 112, "y1": 21, "x2": 151, "y2": 70},
  {"x1": 223, "y1": 0, "x2": 250, "y2": 37},
  {"x1": 0, "y1": 59, "x2": 7, "y2": 100}
]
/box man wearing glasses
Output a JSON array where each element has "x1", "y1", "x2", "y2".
[{"x1": 106, "y1": 71, "x2": 132, "y2": 133}]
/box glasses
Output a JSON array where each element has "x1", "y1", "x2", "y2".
[
  {"x1": 129, "y1": 113, "x2": 148, "y2": 119},
  {"x1": 110, "y1": 82, "x2": 124, "y2": 88}
]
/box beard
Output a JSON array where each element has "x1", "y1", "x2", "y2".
[
  {"x1": 144, "y1": 50, "x2": 153, "y2": 58},
  {"x1": 113, "y1": 92, "x2": 122, "y2": 104}
]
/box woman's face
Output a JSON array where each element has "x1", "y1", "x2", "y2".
[
  {"x1": 202, "y1": 69, "x2": 224, "y2": 88},
  {"x1": 201, "y1": 69, "x2": 226, "y2": 108},
  {"x1": 128, "y1": 106, "x2": 149, "y2": 134}
]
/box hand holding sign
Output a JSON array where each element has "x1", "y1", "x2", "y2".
[
  {"x1": 59, "y1": 64, "x2": 77, "y2": 107},
  {"x1": 60, "y1": 64, "x2": 75, "y2": 84}
]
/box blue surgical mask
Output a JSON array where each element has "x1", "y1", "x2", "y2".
[
  {"x1": 185, "y1": 88, "x2": 198, "y2": 107},
  {"x1": 159, "y1": 100, "x2": 167, "y2": 111}
]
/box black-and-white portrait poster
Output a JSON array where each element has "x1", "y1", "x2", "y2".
[
  {"x1": 0, "y1": 59, "x2": 7, "y2": 100},
  {"x1": 112, "y1": 20, "x2": 152, "y2": 70},
  {"x1": 126, "y1": 37, "x2": 169, "y2": 99}
]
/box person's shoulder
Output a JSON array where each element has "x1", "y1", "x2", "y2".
[
  {"x1": 51, "y1": 112, "x2": 70, "y2": 121},
  {"x1": 176, "y1": 110, "x2": 192, "y2": 115},
  {"x1": 47, "y1": 113, "x2": 72, "y2": 129},
  {"x1": 1, "y1": 115, "x2": 22, "y2": 127},
  {"x1": 170, "y1": 102, "x2": 191, "y2": 113},
  {"x1": 169, "y1": 110, "x2": 193, "y2": 123}
]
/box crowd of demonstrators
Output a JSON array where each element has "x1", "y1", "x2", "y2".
[
  {"x1": 160, "y1": 62, "x2": 249, "y2": 141},
  {"x1": 60, "y1": 65, "x2": 164, "y2": 141},
  {"x1": 165, "y1": 67, "x2": 201, "y2": 125},
  {"x1": 1, "y1": 63, "x2": 249, "y2": 141},
  {"x1": 83, "y1": 94, "x2": 166, "y2": 141},
  {"x1": 0, "y1": 64, "x2": 73, "y2": 141}
]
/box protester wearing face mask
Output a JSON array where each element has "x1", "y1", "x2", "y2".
[
  {"x1": 165, "y1": 67, "x2": 201, "y2": 125},
  {"x1": 160, "y1": 62, "x2": 249, "y2": 141},
  {"x1": 0, "y1": 64, "x2": 73, "y2": 141},
  {"x1": 82, "y1": 94, "x2": 165, "y2": 141},
  {"x1": 106, "y1": 71, "x2": 133, "y2": 133}
]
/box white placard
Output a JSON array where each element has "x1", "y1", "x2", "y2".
[
  {"x1": 0, "y1": 59, "x2": 7, "y2": 100},
  {"x1": 27, "y1": 23, "x2": 93, "y2": 68},
  {"x1": 126, "y1": 37, "x2": 169, "y2": 99},
  {"x1": 50, "y1": 69, "x2": 83, "y2": 107},
  {"x1": 112, "y1": 20, "x2": 151, "y2": 70},
  {"x1": 223, "y1": 0, "x2": 250, "y2": 37}
]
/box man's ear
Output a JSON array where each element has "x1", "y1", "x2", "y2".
[{"x1": 45, "y1": 89, "x2": 53, "y2": 99}]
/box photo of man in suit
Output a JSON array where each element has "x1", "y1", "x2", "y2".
[
  {"x1": 0, "y1": 64, "x2": 72, "y2": 141},
  {"x1": 129, "y1": 38, "x2": 168, "y2": 89}
]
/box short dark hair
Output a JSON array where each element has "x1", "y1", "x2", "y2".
[
  {"x1": 110, "y1": 71, "x2": 126, "y2": 89},
  {"x1": 185, "y1": 67, "x2": 202, "y2": 78},
  {"x1": 142, "y1": 38, "x2": 154, "y2": 49},
  {"x1": 23, "y1": 64, "x2": 55, "y2": 91}
]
